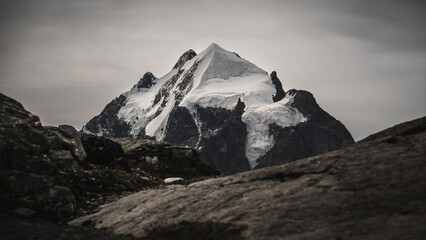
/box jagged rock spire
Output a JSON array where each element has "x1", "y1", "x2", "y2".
[
  {"x1": 134, "y1": 72, "x2": 157, "y2": 89},
  {"x1": 271, "y1": 71, "x2": 285, "y2": 102},
  {"x1": 173, "y1": 49, "x2": 197, "y2": 70}
]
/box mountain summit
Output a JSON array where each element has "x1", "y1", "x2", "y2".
[{"x1": 83, "y1": 43, "x2": 354, "y2": 174}]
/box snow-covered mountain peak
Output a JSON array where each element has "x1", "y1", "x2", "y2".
[
  {"x1": 191, "y1": 43, "x2": 266, "y2": 82},
  {"x1": 84, "y1": 43, "x2": 354, "y2": 174},
  {"x1": 207, "y1": 42, "x2": 220, "y2": 49},
  {"x1": 91, "y1": 43, "x2": 301, "y2": 164},
  {"x1": 178, "y1": 44, "x2": 271, "y2": 111}
]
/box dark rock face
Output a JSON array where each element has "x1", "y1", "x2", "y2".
[
  {"x1": 270, "y1": 71, "x2": 285, "y2": 102},
  {"x1": 134, "y1": 72, "x2": 156, "y2": 89},
  {"x1": 0, "y1": 93, "x2": 218, "y2": 222},
  {"x1": 195, "y1": 105, "x2": 232, "y2": 136},
  {"x1": 163, "y1": 107, "x2": 199, "y2": 147},
  {"x1": 71, "y1": 116, "x2": 426, "y2": 240},
  {"x1": 161, "y1": 99, "x2": 251, "y2": 175},
  {"x1": 175, "y1": 60, "x2": 200, "y2": 101},
  {"x1": 83, "y1": 94, "x2": 130, "y2": 137},
  {"x1": 152, "y1": 70, "x2": 183, "y2": 109},
  {"x1": 173, "y1": 49, "x2": 197, "y2": 70},
  {"x1": 81, "y1": 134, "x2": 124, "y2": 165},
  {"x1": 197, "y1": 99, "x2": 251, "y2": 175},
  {"x1": 255, "y1": 90, "x2": 354, "y2": 169}
]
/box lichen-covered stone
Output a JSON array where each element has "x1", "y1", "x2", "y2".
[
  {"x1": 48, "y1": 150, "x2": 79, "y2": 168},
  {"x1": 44, "y1": 125, "x2": 87, "y2": 162}
]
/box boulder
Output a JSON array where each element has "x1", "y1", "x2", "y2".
[
  {"x1": 81, "y1": 133, "x2": 123, "y2": 165},
  {"x1": 44, "y1": 125, "x2": 86, "y2": 162},
  {"x1": 47, "y1": 186, "x2": 76, "y2": 220}
]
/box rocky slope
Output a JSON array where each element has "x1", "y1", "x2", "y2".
[
  {"x1": 0, "y1": 93, "x2": 218, "y2": 221},
  {"x1": 83, "y1": 43, "x2": 354, "y2": 174},
  {"x1": 72, "y1": 116, "x2": 426, "y2": 239}
]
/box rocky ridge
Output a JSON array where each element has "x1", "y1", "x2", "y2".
[{"x1": 0, "y1": 93, "x2": 218, "y2": 221}]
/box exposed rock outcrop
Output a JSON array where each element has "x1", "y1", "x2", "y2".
[
  {"x1": 0, "y1": 93, "x2": 218, "y2": 221},
  {"x1": 198, "y1": 99, "x2": 251, "y2": 175},
  {"x1": 83, "y1": 94, "x2": 130, "y2": 137},
  {"x1": 133, "y1": 72, "x2": 157, "y2": 89},
  {"x1": 271, "y1": 71, "x2": 285, "y2": 102},
  {"x1": 72, "y1": 116, "x2": 426, "y2": 239},
  {"x1": 173, "y1": 49, "x2": 197, "y2": 70},
  {"x1": 163, "y1": 106, "x2": 199, "y2": 147}
]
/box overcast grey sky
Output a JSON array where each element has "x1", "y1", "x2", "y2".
[{"x1": 1, "y1": 0, "x2": 425, "y2": 141}]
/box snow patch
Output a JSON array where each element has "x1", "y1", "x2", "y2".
[
  {"x1": 164, "y1": 177, "x2": 184, "y2": 184},
  {"x1": 181, "y1": 74, "x2": 273, "y2": 111},
  {"x1": 145, "y1": 98, "x2": 176, "y2": 141}
]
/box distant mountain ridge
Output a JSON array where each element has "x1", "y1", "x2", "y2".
[{"x1": 83, "y1": 43, "x2": 354, "y2": 174}]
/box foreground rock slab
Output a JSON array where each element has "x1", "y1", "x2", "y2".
[{"x1": 71, "y1": 117, "x2": 426, "y2": 239}]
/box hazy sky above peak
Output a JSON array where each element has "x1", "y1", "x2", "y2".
[{"x1": 1, "y1": 0, "x2": 425, "y2": 141}]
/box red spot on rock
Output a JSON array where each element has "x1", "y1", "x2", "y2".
[{"x1": 31, "y1": 115, "x2": 40, "y2": 122}]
